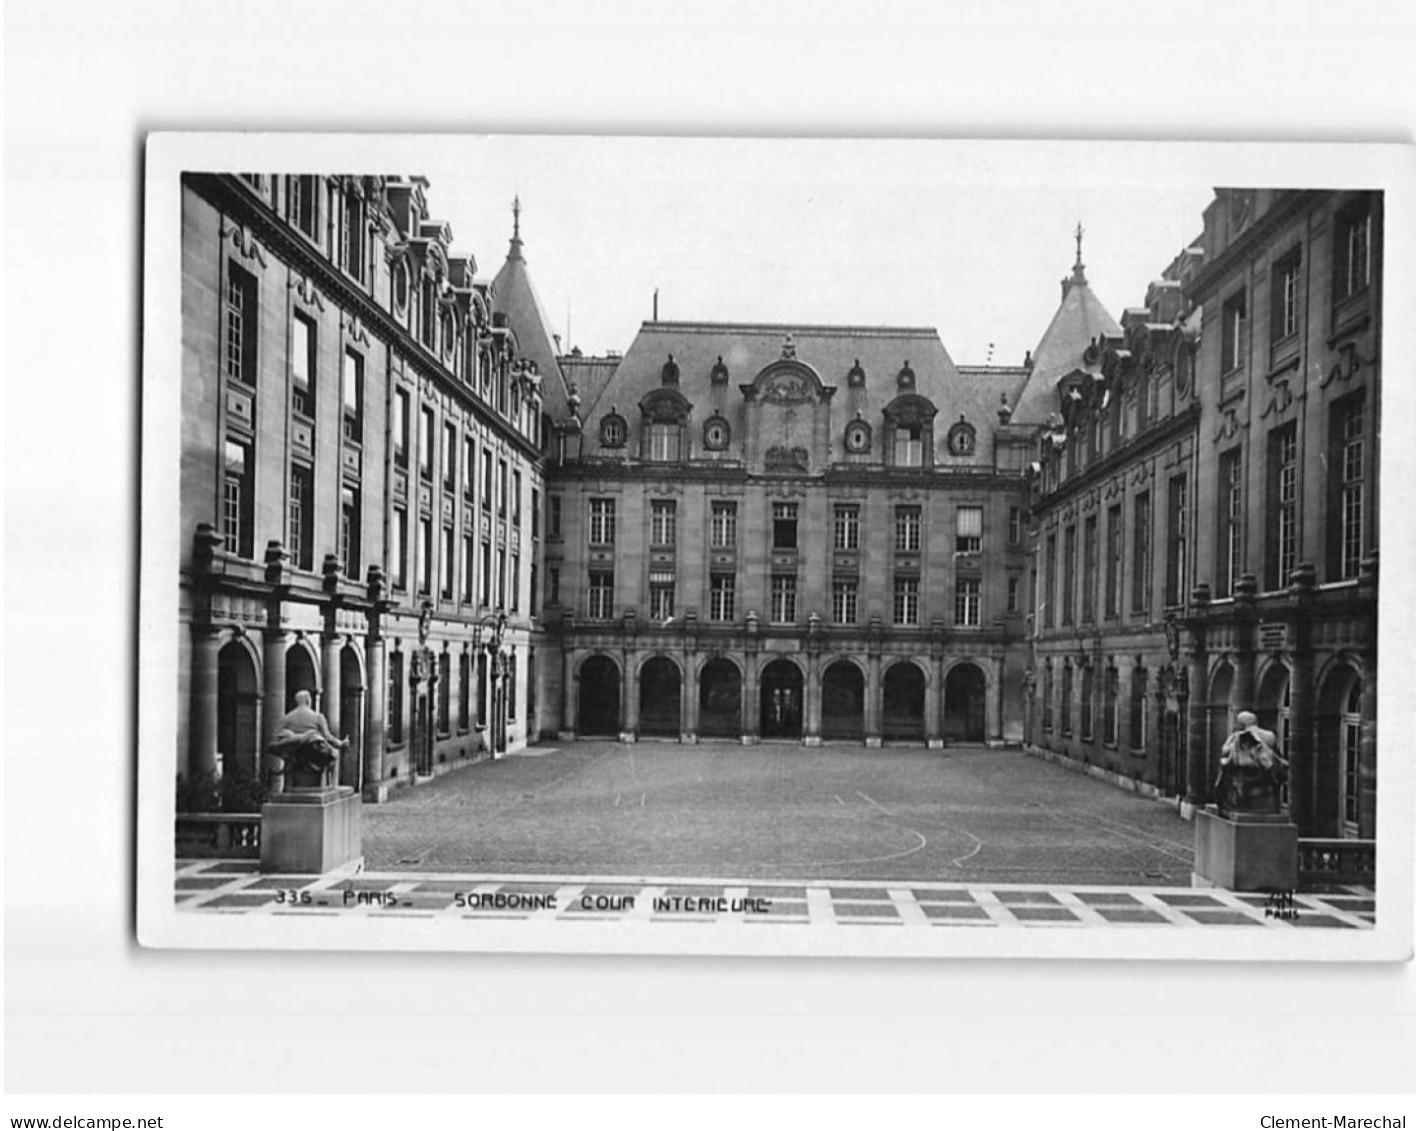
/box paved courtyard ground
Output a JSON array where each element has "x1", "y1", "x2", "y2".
[{"x1": 361, "y1": 741, "x2": 1198, "y2": 886}]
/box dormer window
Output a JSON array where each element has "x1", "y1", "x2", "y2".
[
  {"x1": 661, "y1": 354, "x2": 680, "y2": 385},
  {"x1": 894, "y1": 423, "x2": 924, "y2": 467},
  {"x1": 847, "y1": 359, "x2": 866, "y2": 387},
  {"x1": 897, "y1": 361, "x2": 916, "y2": 390},
  {"x1": 600, "y1": 412, "x2": 628, "y2": 449},
  {"x1": 710, "y1": 356, "x2": 729, "y2": 385},
  {"x1": 645, "y1": 422, "x2": 682, "y2": 462}
]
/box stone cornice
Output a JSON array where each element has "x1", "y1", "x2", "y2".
[
  {"x1": 1033, "y1": 403, "x2": 1199, "y2": 510},
  {"x1": 1184, "y1": 191, "x2": 1322, "y2": 305}
]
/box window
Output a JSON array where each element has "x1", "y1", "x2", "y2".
[
  {"x1": 511, "y1": 552, "x2": 520, "y2": 612},
  {"x1": 417, "y1": 516, "x2": 432, "y2": 596},
  {"x1": 288, "y1": 464, "x2": 314, "y2": 571},
  {"x1": 954, "y1": 576, "x2": 981, "y2": 626},
  {"x1": 894, "y1": 423, "x2": 924, "y2": 467},
  {"x1": 512, "y1": 470, "x2": 522, "y2": 526},
  {"x1": 498, "y1": 459, "x2": 508, "y2": 517},
  {"x1": 1062, "y1": 526, "x2": 1076, "y2": 625},
  {"x1": 894, "y1": 506, "x2": 921, "y2": 553},
  {"x1": 392, "y1": 508, "x2": 408, "y2": 591},
  {"x1": 1009, "y1": 506, "x2": 1022, "y2": 547},
  {"x1": 710, "y1": 574, "x2": 736, "y2": 621},
  {"x1": 222, "y1": 439, "x2": 254, "y2": 559},
  {"x1": 480, "y1": 541, "x2": 492, "y2": 606},
  {"x1": 650, "y1": 500, "x2": 677, "y2": 547},
  {"x1": 1331, "y1": 393, "x2": 1366, "y2": 580},
  {"x1": 1342, "y1": 680, "x2": 1362, "y2": 833},
  {"x1": 1132, "y1": 492, "x2": 1152, "y2": 614},
  {"x1": 1082, "y1": 515, "x2": 1098, "y2": 622},
  {"x1": 1102, "y1": 664, "x2": 1118, "y2": 746},
  {"x1": 1044, "y1": 534, "x2": 1057, "y2": 629},
  {"x1": 588, "y1": 570, "x2": 614, "y2": 619},
  {"x1": 388, "y1": 651, "x2": 404, "y2": 745},
  {"x1": 1007, "y1": 575, "x2": 1020, "y2": 613},
  {"x1": 507, "y1": 652, "x2": 518, "y2": 722},
  {"x1": 441, "y1": 525, "x2": 454, "y2": 599},
  {"x1": 442, "y1": 423, "x2": 457, "y2": 490},
  {"x1": 1335, "y1": 201, "x2": 1372, "y2": 302},
  {"x1": 894, "y1": 577, "x2": 920, "y2": 625},
  {"x1": 1104, "y1": 505, "x2": 1122, "y2": 618},
  {"x1": 549, "y1": 495, "x2": 563, "y2": 539},
  {"x1": 419, "y1": 407, "x2": 435, "y2": 480},
  {"x1": 438, "y1": 653, "x2": 451, "y2": 734},
  {"x1": 710, "y1": 501, "x2": 737, "y2": 548},
  {"x1": 1060, "y1": 663, "x2": 1073, "y2": 734},
  {"x1": 482, "y1": 450, "x2": 494, "y2": 509},
  {"x1": 420, "y1": 279, "x2": 436, "y2": 348},
  {"x1": 342, "y1": 350, "x2": 363, "y2": 444},
  {"x1": 832, "y1": 579, "x2": 859, "y2": 624},
  {"x1": 461, "y1": 531, "x2": 473, "y2": 602},
  {"x1": 1267, "y1": 424, "x2": 1298, "y2": 591},
  {"x1": 393, "y1": 388, "x2": 410, "y2": 469},
  {"x1": 224, "y1": 264, "x2": 257, "y2": 386},
  {"x1": 1166, "y1": 475, "x2": 1188, "y2": 607},
  {"x1": 770, "y1": 575, "x2": 797, "y2": 624},
  {"x1": 772, "y1": 502, "x2": 798, "y2": 550},
  {"x1": 458, "y1": 653, "x2": 471, "y2": 731},
  {"x1": 476, "y1": 652, "x2": 488, "y2": 727},
  {"x1": 1221, "y1": 290, "x2": 1247, "y2": 374},
  {"x1": 956, "y1": 506, "x2": 983, "y2": 554},
  {"x1": 1271, "y1": 248, "x2": 1301, "y2": 342},
  {"x1": 1216, "y1": 448, "x2": 1242, "y2": 598},
  {"x1": 341, "y1": 190, "x2": 365, "y2": 282},
  {"x1": 1130, "y1": 665, "x2": 1147, "y2": 752},
  {"x1": 290, "y1": 312, "x2": 316, "y2": 418},
  {"x1": 288, "y1": 175, "x2": 319, "y2": 240},
  {"x1": 645, "y1": 422, "x2": 682, "y2": 462},
  {"x1": 547, "y1": 564, "x2": 561, "y2": 607},
  {"x1": 649, "y1": 571, "x2": 675, "y2": 621},
  {"x1": 462, "y1": 435, "x2": 474, "y2": 499},
  {"x1": 531, "y1": 489, "x2": 540, "y2": 539},
  {"x1": 529, "y1": 563, "x2": 538, "y2": 614},
  {"x1": 340, "y1": 485, "x2": 361, "y2": 580},
  {"x1": 589, "y1": 498, "x2": 616, "y2": 545},
  {"x1": 1080, "y1": 665, "x2": 1094, "y2": 740},
  {"x1": 833, "y1": 505, "x2": 860, "y2": 550},
  {"x1": 1042, "y1": 662, "x2": 1054, "y2": 732},
  {"x1": 497, "y1": 547, "x2": 507, "y2": 609}
]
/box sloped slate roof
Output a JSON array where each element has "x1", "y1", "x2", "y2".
[
  {"x1": 491, "y1": 235, "x2": 573, "y2": 419},
  {"x1": 1009, "y1": 275, "x2": 1123, "y2": 426},
  {"x1": 580, "y1": 320, "x2": 1022, "y2": 466}
]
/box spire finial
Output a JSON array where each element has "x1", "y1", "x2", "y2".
[
  {"x1": 1070, "y1": 220, "x2": 1087, "y2": 286},
  {"x1": 513, "y1": 195, "x2": 521, "y2": 241}
]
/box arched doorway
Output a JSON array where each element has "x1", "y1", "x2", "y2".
[
  {"x1": 882, "y1": 660, "x2": 926, "y2": 741},
  {"x1": 759, "y1": 658, "x2": 804, "y2": 739},
  {"x1": 286, "y1": 640, "x2": 319, "y2": 711},
  {"x1": 1316, "y1": 661, "x2": 1364, "y2": 838},
  {"x1": 217, "y1": 640, "x2": 260, "y2": 781},
  {"x1": 639, "y1": 655, "x2": 682, "y2": 737},
  {"x1": 340, "y1": 643, "x2": 364, "y2": 788},
  {"x1": 698, "y1": 657, "x2": 741, "y2": 738},
  {"x1": 1207, "y1": 660, "x2": 1234, "y2": 794},
  {"x1": 821, "y1": 659, "x2": 864, "y2": 740},
  {"x1": 944, "y1": 662, "x2": 987, "y2": 742},
  {"x1": 577, "y1": 655, "x2": 621, "y2": 736}
]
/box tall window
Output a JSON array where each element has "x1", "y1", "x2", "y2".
[
  {"x1": 547, "y1": 564, "x2": 560, "y2": 607},
  {"x1": 476, "y1": 653, "x2": 488, "y2": 728},
  {"x1": 1044, "y1": 534, "x2": 1057, "y2": 629},
  {"x1": 442, "y1": 423, "x2": 457, "y2": 490},
  {"x1": 1132, "y1": 492, "x2": 1152, "y2": 614},
  {"x1": 388, "y1": 651, "x2": 404, "y2": 745},
  {"x1": 392, "y1": 508, "x2": 408, "y2": 591},
  {"x1": 512, "y1": 470, "x2": 522, "y2": 525},
  {"x1": 438, "y1": 653, "x2": 451, "y2": 734},
  {"x1": 956, "y1": 506, "x2": 983, "y2": 554},
  {"x1": 709, "y1": 574, "x2": 735, "y2": 622},
  {"x1": 770, "y1": 574, "x2": 797, "y2": 624},
  {"x1": 482, "y1": 450, "x2": 494, "y2": 509},
  {"x1": 288, "y1": 464, "x2": 314, "y2": 571},
  {"x1": 340, "y1": 485, "x2": 361, "y2": 580},
  {"x1": 1166, "y1": 474, "x2": 1188, "y2": 607},
  {"x1": 894, "y1": 576, "x2": 920, "y2": 625},
  {"x1": 1062, "y1": 526, "x2": 1077, "y2": 625},
  {"x1": 290, "y1": 312, "x2": 316, "y2": 418},
  {"x1": 340, "y1": 190, "x2": 365, "y2": 282},
  {"x1": 711, "y1": 502, "x2": 737, "y2": 548},
  {"x1": 458, "y1": 653, "x2": 471, "y2": 731},
  {"x1": 531, "y1": 489, "x2": 540, "y2": 539},
  {"x1": 1008, "y1": 506, "x2": 1022, "y2": 546},
  {"x1": 1267, "y1": 424, "x2": 1298, "y2": 591},
  {"x1": 462, "y1": 435, "x2": 474, "y2": 498},
  {"x1": 342, "y1": 350, "x2": 363, "y2": 444},
  {"x1": 288, "y1": 175, "x2": 319, "y2": 240},
  {"x1": 894, "y1": 506, "x2": 921, "y2": 552},
  {"x1": 1216, "y1": 448, "x2": 1242, "y2": 598},
  {"x1": 1060, "y1": 662, "x2": 1073, "y2": 734},
  {"x1": 588, "y1": 569, "x2": 614, "y2": 619},
  {"x1": 1129, "y1": 664, "x2": 1147, "y2": 752},
  {"x1": 1332, "y1": 393, "x2": 1366, "y2": 580},
  {"x1": 645, "y1": 422, "x2": 682, "y2": 462},
  {"x1": 480, "y1": 541, "x2": 492, "y2": 606},
  {"x1": 497, "y1": 547, "x2": 507, "y2": 608},
  {"x1": 441, "y1": 525, "x2": 454, "y2": 599},
  {"x1": 832, "y1": 579, "x2": 858, "y2": 624},
  {"x1": 649, "y1": 571, "x2": 675, "y2": 620},
  {"x1": 1080, "y1": 665, "x2": 1094, "y2": 740},
  {"x1": 650, "y1": 500, "x2": 677, "y2": 547},
  {"x1": 1342, "y1": 680, "x2": 1362, "y2": 833},
  {"x1": 589, "y1": 498, "x2": 616, "y2": 545},
  {"x1": 1042, "y1": 662, "x2": 1054, "y2": 732},
  {"x1": 393, "y1": 388, "x2": 410, "y2": 469},
  {"x1": 1102, "y1": 664, "x2": 1118, "y2": 745},
  {"x1": 1105, "y1": 505, "x2": 1122, "y2": 618},
  {"x1": 222, "y1": 439, "x2": 254, "y2": 559},
  {"x1": 549, "y1": 495, "x2": 563, "y2": 539},
  {"x1": 224, "y1": 264, "x2": 257, "y2": 386},
  {"x1": 954, "y1": 576, "x2": 981, "y2": 626},
  {"x1": 772, "y1": 503, "x2": 798, "y2": 550},
  {"x1": 1007, "y1": 575, "x2": 1020, "y2": 613},
  {"x1": 419, "y1": 407, "x2": 435, "y2": 480},
  {"x1": 498, "y1": 459, "x2": 508, "y2": 517},
  {"x1": 894, "y1": 423, "x2": 924, "y2": 467},
  {"x1": 833, "y1": 504, "x2": 860, "y2": 550},
  {"x1": 1082, "y1": 515, "x2": 1098, "y2": 622},
  {"x1": 1272, "y1": 248, "x2": 1301, "y2": 342},
  {"x1": 460, "y1": 531, "x2": 473, "y2": 602},
  {"x1": 1335, "y1": 201, "x2": 1372, "y2": 302},
  {"x1": 417, "y1": 516, "x2": 432, "y2": 596},
  {"x1": 507, "y1": 652, "x2": 518, "y2": 722},
  {"x1": 510, "y1": 551, "x2": 521, "y2": 612},
  {"x1": 1221, "y1": 290, "x2": 1247, "y2": 374}
]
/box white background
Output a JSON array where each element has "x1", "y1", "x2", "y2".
[{"x1": 6, "y1": 0, "x2": 1416, "y2": 1096}]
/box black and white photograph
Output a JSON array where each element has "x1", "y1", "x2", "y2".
[{"x1": 136, "y1": 136, "x2": 1412, "y2": 961}]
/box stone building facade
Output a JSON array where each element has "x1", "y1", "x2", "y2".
[{"x1": 179, "y1": 173, "x2": 549, "y2": 802}]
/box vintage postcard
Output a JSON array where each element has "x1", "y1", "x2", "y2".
[{"x1": 137, "y1": 134, "x2": 1414, "y2": 959}]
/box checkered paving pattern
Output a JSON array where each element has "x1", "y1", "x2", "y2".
[{"x1": 175, "y1": 860, "x2": 1377, "y2": 930}]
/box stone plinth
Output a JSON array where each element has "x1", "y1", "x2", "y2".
[
  {"x1": 260, "y1": 786, "x2": 362, "y2": 874},
  {"x1": 1193, "y1": 806, "x2": 1298, "y2": 892}
]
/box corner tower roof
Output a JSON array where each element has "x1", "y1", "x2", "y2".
[{"x1": 490, "y1": 197, "x2": 572, "y2": 418}]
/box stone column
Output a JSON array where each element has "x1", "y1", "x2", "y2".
[
  {"x1": 682, "y1": 647, "x2": 698, "y2": 742},
  {"x1": 622, "y1": 651, "x2": 639, "y2": 743},
  {"x1": 1286, "y1": 564, "x2": 1316, "y2": 835},
  {"x1": 560, "y1": 646, "x2": 577, "y2": 740},
  {"x1": 262, "y1": 626, "x2": 289, "y2": 794},
  {"x1": 322, "y1": 628, "x2": 342, "y2": 739},
  {"x1": 1184, "y1": 583, "x2": 1210, "y2": 808},
  {"x1": 1358, "y1": 553, "x2": 1378, "y2": 837},
  {"x1": 363, "y1": 633, "x2": 386, "y2": 801},
  {"x1": 189, "y1": 624, "x2": 221, "y2": 781},
  {"x1": 865, "y1": 650, "x2": 883, "y2": 748},
  {"x1": 1232, "y1": 573, "x2": 1257, "y2": 715},
  {"x1": 804, "y1": 648, "x2": 822, "y2": 746},
  {"x1": 742, "y1": 655, "x2": 759, "y2": 743},
  {"x1": 924, "y1": 653, "x2": 943, "y2": 749}
]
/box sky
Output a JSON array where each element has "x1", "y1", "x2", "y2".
[{"x1": 412, "y1": 137, "x2": 1217, "y2": 366}]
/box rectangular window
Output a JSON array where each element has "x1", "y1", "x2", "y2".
[
  {"x1": 417, "y1": 516, "x2": 432, "y2": 596},
  {"x1": 419, "y1": 407, "x2": 435, "y2": 480},
  {"x1": 392, "y1": 508, "x2": 408, "y2": 591},
  {"x1": 833, "y1": 504, "x2": 860, "y2": 550},
  {"x1": 442, "y1": 423, "x2": 457, "y2": 490},
  {"x1": 1105, "y1": 506, "x2": 1122, "y2": 618},
  {"x1": 1060, "y1": 664, "x2": 1073, "y2": 735},
  {"x1": 224, "y1": 264, "x2": 257, "y2": 387},
  {"x1": 1267, "y1": 424, "x2": 1299, "y2": 591},
  {"x1": 288, "y1": 175, "x2": 319, "y2": 240},
  {"x1": 462, "y1": 435, "x2": 475, "y2": 499},
  {"x1": 458, "y1": 653, "x2": 471, "y2": 732},
  {"x1": 1007, "y1": 574, "x2": 1020, "y2": 613},
  {"x1": 832, "y1": 579, "x2": 859, "y2": 624},
  {"x1": 1335, "y1": 201, "x2": 1372, "y2": 302},
  {"x1": 893, "y1": 576, "x2": 920, "y2": 625},
  {"x1": 498, "y1": 459, "x2": 508, "y2": 517},
  {"x1": 482, "y1": 450, "x2": 493, "y2": 510},
  {"x1": 894, "y1": 506, "x2": 921, "y2": 553},
  {"x1": 1062, "y1": 526, "x2": 1076, "y2": 625},
  {"x1": 1132, "y1": 492, "x2": 1152, "y2": 614},
  {"x1": 588, "y1": 570, "x2": 614, "y2": 620},
  {"x1": 549, "y1": 495, "x2": 563, "y2": 539},
  {"x1": 1330, "y1": 393, "x2": 1366, "y2": 580},
  {"x1": 531, "y1": 489, "x2": 540, "y2": 539},
  {"x1": 461, "y1": 531, "x2": 473, "y2": 602},
  {"x1": 1082, "y1": 515, "x2": 1098, "y2": 622},
  {"x1": 222, "y1": 439, "x2": 254, "y2": 559},
  {"x1": 288, "y1": 463, "x2": 314, "y2": 571},
  {"x1": 480, "y1": 541, "x2": 492, "y2": 606},
  {"x1": 1166, "y1": 475, "x2": 1188, "y2": 607},
  {"x1": 1042, "y1": 663, "x2": 1054, "y2": 732},
  {"x1": 1009, "y1": 506, "x2": 1022, "y2": 547},
  {"x1": 710, "y1": 501, "x2": 738, "y2": 548},
  {"x1": 290, "y1": 312, "x2": 316, "y2": 418},
  {"x1": 770, "y1": 574, "x2": 797, "y2": 624},
  {"x1": 649, "y1": 571, "x2": 675, "y2": 621},
  {"x1": 438, "y1": 653, "x2": 451, "y2": 735},
  {"x1": 956, "y1": 505, "x2": 983, "y2": 554},
  {"x1": 340, "y1": 485, "x2": 361, "y2": 580},
  {"x1": 341, "y1": 191, "x2": 364, "y2": 282},
  {"x1": 650, "y1": 500, "x2": 677, "y2": 547},
  {"x1": 1216, "y1": 448, "x2": 1242, "y2": 598},
  {"x1": 894, "y1": 423, "x2": 923, "y2": 467},
  {"x1": 589, "y1": 498, "x2": 616, "y2": 545},
  {"x1": 388, "y1": 651, "x2": 404, "y2": 745},
  {"x1": 645, "y1": 423, "x2": 682, "y2": 462},
  {"x1": 709, "y1": 573, "x2": 736, "y2": 622},
  {"x1": 1102, "y1": 665, "x2": 1118, "y2": 746},
  {"x1": 511, "y1": 551, "x2": 521, "y2": 612},
  {"x1": 512, "y1": 470, "x2": 522, "y2": 526},
  {"x1": 954, "y1": 577, "x2": 981, "y2": 626},
  {"x1": 507, "y1": 653, "x2": 518, "y2": 722},
  {"x1": 497, "y1": 547, "x2": 507, "y2": 609},
  {"x1": 393, "y1": 388, "x2": 410, "y2": 469},
  {"x1": 1044, "y1": 534, "x2": 1057, "y2": 629},
  {"x1": 529, "y1": 563, "x2": 538, "y2": 615},
  {"x1": 548, "y1": 564, "x2": 561, "y2": 607},
  {"x1": 1271, "y1": 247, "x2": 1301, "y2": 342},
  {"x1": 1221, "y1": 290, "x2": 1247, "y2": 374},
  {"x1": 476, "y1": 652, "x2": 488, "y2": 728},
  {"x1": 1130, "y1": 666, "x2": 1147, "y2": 752},
  {"x1": 1080, "y1": 666, "x2": 1094, "y2": 740},
  {"x1": 342, "y1": 350, "x2": 363, "y2": 444},
  {"x1": 441, "y1": 525, "x2": 454, "y2": 599},
  {"x1": 772, "y1": 502, "x2": 799, "y2": 550}
]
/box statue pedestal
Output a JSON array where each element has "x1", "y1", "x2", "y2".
[
  {"x1": 1193, "y1": 806, "x2": 1297, "y2": 892},
  {"x1": 260, "y1": 786, "x2": 362, "y2": 874}
]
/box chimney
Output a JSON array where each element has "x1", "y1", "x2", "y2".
[{"x1": 652, "y1": 288, "x2": 659, "y2": 322}]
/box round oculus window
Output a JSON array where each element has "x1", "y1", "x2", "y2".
[
  {"x1": 703, "y1": 416, "x2": 731, "y2": 451},
  {"x1": 844, "y1": 420, "x2": 872, "y2": 453},
  {"x1": 947, "y1": 422, "x2": 976, "y2": 456},
  {"x1": 600, "y1": 413, "x2": 628, "y2": 448}
]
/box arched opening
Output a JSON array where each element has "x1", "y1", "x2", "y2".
[
  {"x1": 1207, "y1": 660, "x2": 1234, "y2": 793},
  {"x1": 217, "y1": 641, "x2": 260, "y2": 781},
  {"x1": 639, "y1": 656, "x2": 682, "y2": 737},
  {"x1": 759, "y1": 658, "x2": 804, "y2": 739},
  {"x1": 1316, "y1": 661, "x2": 1364, "y2": 838},
  {"x1": 821, "y1": 659, "x2": 864, "y2": 740},
  {"x1": 577, "y1": 655, "x2": 621, "y2": 736},
  {"x1": 286, "y1": 640, "x2": 318, "y2": 711},
  {"x1": 698, "y1": 657, "x2": 742, "y2": 738},
  {"x1": 1256, "y1": 662, "x2": 1292, "y2": 810},
  {"x1": 944, "y1": 662, "x2": 987, "y2": 742},
  {"x1": 882, "y1": 660, "x2": 926, "y2": 741},
  {"x1": 340, "y1": 644, "x2": 364, "y2": 788}
]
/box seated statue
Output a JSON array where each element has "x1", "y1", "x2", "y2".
[
  {"x1": 267, "y1": 690, "x2": 348, "y2": 788},
  {"x1": 1214, "y1": 710, "x2": 1287, "y2": 815}
]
